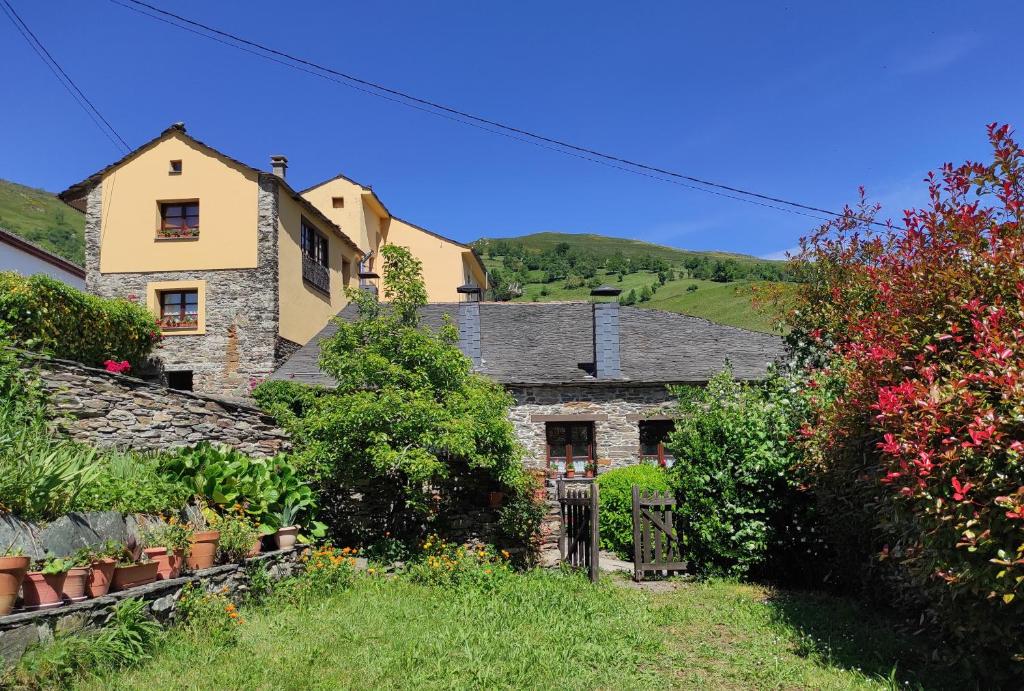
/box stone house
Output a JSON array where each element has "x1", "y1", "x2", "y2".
[
  {"x1": 57, "y1": 123, "x2": 487, "y2": 398},
  {"x1": 271, "y1": 289, "x2": 786, "y2": 474}
]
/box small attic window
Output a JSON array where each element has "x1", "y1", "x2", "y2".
[
  {"x1": 169, "y1": 160, "x2": 182, "y2": 175},
  {"x1": 332, "y1": 196, "x2": 344, "y2": 208}
]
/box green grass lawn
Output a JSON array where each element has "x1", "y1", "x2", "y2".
[
  {"x1": 77, "y1": 572, "x2": 964, "y2": 690},
  {"x1": 0, "y1": 178, "x2": 84, "y2": 264}
]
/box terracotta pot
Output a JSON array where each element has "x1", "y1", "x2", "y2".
[
  {"x1": 274, "y1": 526, "x2": 299, "y2": 550},
  {"x1": 87, "y1": 559, "x2": 116, "y2": 598},
  {"x1": 0, "y1": 556, "x2": 31, "y2": 616},
  {"x1": 187, "y1": 531, "x2": 220, "y2": 570},
  {"x1": 111, "y1": 562, "x2": 159, "y2": 592},
  {"x1": 565, "y1": 467, "x2": 575, "y2": 478},
  {"x1": 21, "y1": 571, "x2": 67, "y2": 610},
  {"x1": 247, "y1": 538, "x2": 263, "y2": 558},
  {"x1": 142, "y1": 547, "x2": 167, "y2": 559},
  {"x1": 62, "y1": 566, "x2": 91, "y2": 603},
  {"x1": 151, "y1": 548, "x2": 184, "y2": 580},
  {"x1": 488, "y1": 491, "x2": 505, "y2": 509}
]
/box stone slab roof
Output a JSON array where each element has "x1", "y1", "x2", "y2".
[{"x1": 271, "y1": 302, "x2": 786, "y2": 388}]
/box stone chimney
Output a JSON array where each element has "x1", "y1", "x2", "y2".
[
  {"x1": 591, "y1": 285, "x2": 622, "y2": 379},
  {"x1": 270, "y1": 155, "x2": 288, "y2": 179},
  {"x1": 457, "y1": 284, "x2": 482, "y2": 367}
]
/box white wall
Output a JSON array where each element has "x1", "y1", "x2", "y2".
[{"x1": 0, "y1": 242, "x2": 85, "y2": 289}]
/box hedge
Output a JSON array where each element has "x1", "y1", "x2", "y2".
[
  {"x1": 0, "y1": 272, "x2": 159, "y2": 368},
  {"x1": 596, "y1": 464, "x2": 670, "y2": 559}
]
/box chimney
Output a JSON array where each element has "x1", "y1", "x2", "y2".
[
  {"x1": 457, "y1": 285, "x2": 482, "y2": 368},
  {"x1": 270, "y1": 155, "x2": 288, "y2": 179},
  {"x1": 591, "y1": 285, "x2": 622, "y2": 378}
]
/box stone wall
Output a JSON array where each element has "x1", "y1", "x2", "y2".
[
  {"x1": 84, "y1": 176, "x2": 281, "y2": 398},
  {"x1": 508, "y1": 383, "x2": 675, "y2": 472},
  {"x1": 31, "y1": 353, "x2": 289, "y2": 457}
]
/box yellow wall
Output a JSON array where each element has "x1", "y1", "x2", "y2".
[
  {"x1": 302, "y1": 178, "x2": 376, "y2": 252},
  {"x1": 98, "y1": 134, "x2": 259, "y2": 273},
  {"x1": 385, "y1": 219, "x2": 485, "y2": 302},
  {"x1": 277, "y1": 193, "x2": 359, "y2": 345}
]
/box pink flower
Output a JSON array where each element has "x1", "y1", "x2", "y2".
[{"x1": 103, "y1": 359, "x2": 131, "y2": 374}]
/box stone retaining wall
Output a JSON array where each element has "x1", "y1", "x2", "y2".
[
  {"x1": 0, "y1": 546, "x2": 308, "y2": 666},
  {"x1": 24, "y1": 352, "x2": 289, "y2": 458}
]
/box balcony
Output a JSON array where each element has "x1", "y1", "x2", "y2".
[{"x1": 302, "y1": 253, "x2": 330, "y2": 295}]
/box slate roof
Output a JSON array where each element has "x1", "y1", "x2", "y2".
[{"x1": 271, "y1": 302, "x2": 786, "y2": 388}]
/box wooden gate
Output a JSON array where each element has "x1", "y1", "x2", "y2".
[
  {"x1": 558, "y1": 479, "x2": 600, "y2": 582},
  {"x1": 631, "y1": 486, "x2": 685, "y2": 581}
]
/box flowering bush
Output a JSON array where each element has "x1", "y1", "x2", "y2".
[
  {"x1": 0, "y1": 272, "x2": 159, "y2": 368},
  {"x1": 407, "y1": 536, "x2": 512, "y2": 591},
  {"x1": 175, "y1": 583, "x2": 243, "y2": 645},
  {"x1": 295, "y1": 545, "x2": 359, "y2": 596},
  {"x1": 790, "y1": 124, "x2": 1024, "y2": 675}
]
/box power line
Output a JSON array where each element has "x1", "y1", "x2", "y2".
[
  {"x1": 111, "y1": 0, "x2": 875, "y2": 227},
  {"x1": 1, "y1": 0, "x2": 129, "y2": 153}
]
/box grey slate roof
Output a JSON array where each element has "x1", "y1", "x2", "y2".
[{"x1": 271, "y1": 302, "x2": 786, "y2": 388}]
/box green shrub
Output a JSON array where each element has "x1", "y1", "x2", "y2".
[
  {"x1": 0, "y1": 272, "x2": 159, "y2": 368},
  {"x1": 596, "y1": 464, "x2": 670, "y2": 559},
  {"x1": 406, "y1": 536, "x2": 513, "y2": 592},
  {"x1": 666, "y1": 369, "x2": 806, "y2": 577}
]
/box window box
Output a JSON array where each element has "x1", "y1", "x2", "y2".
[
  {"x1": 158, "y1": 202, "x2": 199, "y2": 240},
  {"x1": 158, "y1": 316, "x2": 199, "y2": 330}
]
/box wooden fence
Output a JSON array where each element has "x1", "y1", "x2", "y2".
[
  {"x1": 558, "y1": 479, "x2": 600, "y2": 582},
  {"x1": 631, "y1": 486, "x2": 685, "y2": 581}
]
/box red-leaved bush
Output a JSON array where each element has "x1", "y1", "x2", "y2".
[{"x1": 790, "y1": 124, "x2": 1024, "y2": 676}]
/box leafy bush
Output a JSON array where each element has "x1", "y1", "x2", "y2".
[
  {"x1": 666, "y1": 369, "x2": 806, "y2": 577},
  {"x1": 0, "y1": 272, "x2": 159, "y2": 368},
  {"x1": 159, "y1": 443, "x2": 322, "y2": 536},
  {"x1": 212, "y1": 511, "x2": 261, "y2": 563},
  {"x1": 294, "y1": 545, "x2": 360, "y2": 596},
  {"x1": 596, "y1": 464, "x2": 670, "y2": 559},
  {"x1": 788, "y1": 124, "x2": 1024, "y2": 677},
  {"x1": 255, "y1": 245, "x2": 531, "y2": 548},
  {"x1": 175, "y1": 582, "x2": 243, "y2": 646}
]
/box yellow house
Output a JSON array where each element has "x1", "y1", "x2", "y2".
[
  {"x1": 59, "y1": 123, "x2": 362, "y2": 397},
  {"x1": 58, "y1": 123, "x2": 488, "y2": 397},
  {"x1": 300, "y1": 175, "x2": 487, "y2": 301}
]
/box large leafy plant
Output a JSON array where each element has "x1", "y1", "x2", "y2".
[
  {"x1": 159, "y1": 443, "x2": 322, "y2": 536},
  {"x1": 790, "y1": 123, "x2": 1024, "y2": 677},
  {"x1": 596, "y1": 464, "x2": 670, "y2": 559}
]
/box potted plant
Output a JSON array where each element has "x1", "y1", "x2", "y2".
[
  {"x1": 216, "y1": 511, "x2": 261, "y2": 564},
  {"x1": 272, "y1": 503, "x2": 301, "y2": 550},
  {"x1": 187, "y1": 522, "x2": 221, "y2": 571},
  {"x1": 111, "y1": 537, "x2": 159, "y2": 592},
  {"x1": 552, "y1": 459, "x2": 566, "y2": 476},
  {"x1": 0, "y1": 545, "x2": 30, "y2": 616},
  {"x1": 22, "y1": 556, "x2": 72, "y2": 610},
  {"x1": 62, "y1": 554, "x2": 92, "y2": 603},
  {"x1": 143, "y1": 520, "x2": 192, "y2": 579},
  {"x1": 77, "y1": 542, "x2": 120, "y2": 598},
  {"x1": 572, "y1": 458, "x2": 587, "y2": 476}
]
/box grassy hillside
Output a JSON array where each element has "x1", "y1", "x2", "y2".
[
  {"x1": 477, "y1": 232, "x2": 792, "y2": 333},
  {"x1": 477, "y1": 231, "x2": 779, "y2": 269},
  {"x1": 0, "y1": 179, "x2": 84, "y2": 264}
]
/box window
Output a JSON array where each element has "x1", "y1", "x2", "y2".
[
  {"x1": 300, "y1": 219, "x2": 330, "y2": 294},
  {"x1": 158, "y1": 290, "x2": 199, "y2": 329},
  {"x1": 159, "y1": 201, "x2": 199, "y2": 238},
  {"x1": 546, "y1": 422, "x2": 594, "y2": 476},
  {"x1": 166, "y1": 370, "x2": 193, "y2": 391},
  {"x1": 331, "y1": 196, "x2": 344, "y2": 208},
  {"x1": 639, "y1": 420, "x2": 675, "y2": 467},
  {"x1": 169, "y1": 160, "x2": 182, "y2": 175}
]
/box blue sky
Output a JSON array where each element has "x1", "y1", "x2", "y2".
[{"x1": 2, "y1": 1, "x2": 1021, "y2": 258}]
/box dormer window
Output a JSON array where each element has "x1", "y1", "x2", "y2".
[{"x1": 159, "y1": 201, "x2": 199, "y2": 239}]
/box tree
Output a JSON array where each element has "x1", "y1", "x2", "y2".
[
  {"x1": 620, "y1": 289, "x2": 637, "y2": 306},
  {"x1": 257, "y1": 245, "x2": 531, "y2": 546},
  {"x1": 639, "y1": 285, "x2": 653, "y2": 302},
  {"x1": 710, "y1": 259, "x2": 738, "y2": 283}
]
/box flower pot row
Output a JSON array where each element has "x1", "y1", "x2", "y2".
[{"x1": 1, "y1": 526, "x2": 301, "y2": 616}]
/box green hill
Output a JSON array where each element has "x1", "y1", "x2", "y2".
[
  {"x1": 0, "y1": 179, "x2": 84, "y2": 264},
  {"x1": 475, "y1": 232, "x2": 791, "y2": 333}
]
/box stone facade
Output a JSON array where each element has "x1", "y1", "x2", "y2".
[
  {"x1": 508, "y1": 383, "x2": 675, "y2": 471},
  {"x1": 31, "y1": 353, "x2": 289, "y2": 457},
  {"x1": 85, "y1": 176, "x2": 281, "y2": 399}
]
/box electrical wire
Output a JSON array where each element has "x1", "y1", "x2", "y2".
[
  {"x1": 109, "y1": 0, "x2": 876, "y2": 227},
  {"x1": 1, "y1": 0, "x2": 129, "y2": 152}
]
